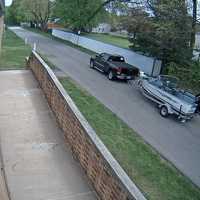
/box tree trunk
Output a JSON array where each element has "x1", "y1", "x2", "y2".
[
  {"x1": 0, "y1": 15, "x2": 4, "y2": 55},
  {"x1": 132, "y1": 32, "x2": 136, "y2": 47},
  {"x1": 87, "y1": 0, "x2": 114, "y2": 23},
  {"x1": 41, "y1": 22, "x2": 48, "y2": 32},
  {"x1": 191, "y1": 0, "x2": 197, "y2": 49},
  {"x1": 30, "y1": 21, "x2": 35, "y2": 28}
]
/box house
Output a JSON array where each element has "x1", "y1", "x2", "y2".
[{"x1": 92, "y1": 23, "x2": 111, "y2": 33}]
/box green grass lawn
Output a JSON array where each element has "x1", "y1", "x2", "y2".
[
  {"x1": 0, "y1": 30, "x2": 31, "y2": 70},
  {"x1": 59, "y1": 76, "x2": 200, "y2": 200},
  {"x1": 83, "y1": 33, "x2": 131, "y2": 49}
]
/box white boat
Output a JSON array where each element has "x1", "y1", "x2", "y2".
[{"x1": 138, "y1": 75, "x2": 200, "y2": 121}]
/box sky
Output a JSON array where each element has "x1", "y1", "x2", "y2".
[{"x1": 5, "y1": 0, "x2": 12, "y2": 6}]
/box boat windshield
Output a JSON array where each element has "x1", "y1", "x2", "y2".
[
  {"x1": 159, "y1": 75, "x2": 179, "y2": 89},
  {"x1": 108, "y1": 56, "x2": 125, "y2": 62},
  {"x1": 149, "y1": 76, "x2": 178, "y2": 89},
  {"x1": 149, "y1": 79, "x2": 164, "y2": 88}
]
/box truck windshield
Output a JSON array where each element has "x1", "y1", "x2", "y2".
[{"x1": 109, "y1": 56, "x2": 125, "y2": 62}]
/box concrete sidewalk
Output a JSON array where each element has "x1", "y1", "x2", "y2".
[{"x1": 0, "y1": 70, "x2": 97, "y2": 200}]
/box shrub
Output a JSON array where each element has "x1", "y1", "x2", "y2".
[{"x1": 167, "y1": 62, "x2": 200, "y2": 94}]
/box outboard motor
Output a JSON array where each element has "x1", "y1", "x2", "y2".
[{"x1": 195, "y1": 94, "x2": 200, "y2": 114}]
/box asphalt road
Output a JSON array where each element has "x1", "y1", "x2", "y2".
[{"x1": 11, "y1": 27, "x2": 200, "y2": 188}]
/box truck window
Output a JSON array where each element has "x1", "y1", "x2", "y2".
[
  {"x1": 109, "y1": 56, "x2": 125, "y2": 62},
  {"x1": 102, "y1": 54, "x2": 110, "y2": 61}
]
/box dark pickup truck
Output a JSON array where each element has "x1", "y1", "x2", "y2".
[{"x1": 90, "y1": 53, "x2": 139, "y2": 81}]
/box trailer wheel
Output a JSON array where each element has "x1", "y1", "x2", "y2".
[{"x1": 160, "y1": 106, "x2": 169, "y2": 118}]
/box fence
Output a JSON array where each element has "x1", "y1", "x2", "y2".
[{"x1": 52, "y1": 29, "x2": 162, "y2": 76}]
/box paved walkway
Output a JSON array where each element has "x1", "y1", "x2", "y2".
[{"x1": 0, "y1": 70, "x2": 97, "y2": 200}]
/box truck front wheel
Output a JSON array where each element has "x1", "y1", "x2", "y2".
[
  {"x1": 160, "y1": 106, "x2": 169, "y2": 118},
  {"x1": 108, "y1": 70, "x2": 114, "y2": 80}
]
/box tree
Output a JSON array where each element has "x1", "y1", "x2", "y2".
[
  {"x1": 54, "y1": 0, "x2": 107, "y2": 32},
  {"x1": 87, "y1": 0, "x2": 142, "y2": 23},
  {"x1": 127, "y1": 0, "x2": 192, "y2": 68},
  {"x1": 0, "y1": 0, "x2": 5, "y2": 54},
  {"x1": 120, "y1": 7, "x2": 148, "y2": 47},
  {"x1": 5, "y1": 0, "x2": 25, "y2": 25},
  {"x1": 19, "y1": 0, "x2": 54, "y2": 31},
  {"x1": 191, "y1": 0, "x2": 197, "y2": 49}
]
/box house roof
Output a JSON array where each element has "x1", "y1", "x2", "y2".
[{"x1": 0, "y1": 0, "x2": 5, "y2": 17}]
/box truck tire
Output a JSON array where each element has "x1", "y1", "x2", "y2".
[
  {"x1": 108, "y1": 70, "x2": 114, "y2": 80},
  {"x1": 160, "y1": 106, "x2": 169, "y2": 118}
]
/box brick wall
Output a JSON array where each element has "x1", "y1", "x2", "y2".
[{"x1": 28, "y1": 51, "x2": 146, "y2": 200}]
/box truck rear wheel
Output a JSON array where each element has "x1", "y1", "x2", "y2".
[{"x1": 160, "y1": 106, "x2": 169, "y2": 118}]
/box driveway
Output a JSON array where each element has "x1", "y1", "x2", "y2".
[{"x1": 11, "y1": 27, "x2": 200, "y2": 188}]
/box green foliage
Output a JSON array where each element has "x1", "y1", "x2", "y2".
[
  {"x1": 127, "y1": 0, "x2": 192, "y2": 66},
  {"x1": 21, "y1": 0, "x2": 53, "y2": 30},
  {"x1": 54, "y1": 0, "x2": 106, "y2": 31},
  {"x1": 6, "y1": 0, "x2": 54, "y2": 31},
  {"x1": 107, "y1": 13, "x2": 121, "y2": 32},
  {"x1": 5, "y1": 0, "x2": 25, "y2": 25},
  {"x1": 167, "y1": 62, "x2": 200, "y2": 94}
]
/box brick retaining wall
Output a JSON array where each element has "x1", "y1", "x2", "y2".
[{"x1": 28, "y1": 51, "x2": 147, "y2": 200}]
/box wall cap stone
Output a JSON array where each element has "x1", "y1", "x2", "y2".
[{"x1": 32, "y1": 50, "x2": 147, "y2": 200}]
